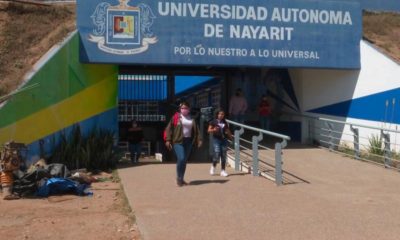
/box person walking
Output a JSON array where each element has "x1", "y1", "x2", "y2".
[
  {"x1": 229, "y1": 88, "x2": 248, "y2": 124},
  {"x1": 208, "y1": 109, "x2": 233, "y2": 177},
  {"x1": 127, "y1": 120, "x2": 144, "y2": 163},
  {"x1": 258, "y1": 94, "x2": 272, "y2": 130},
  {"x1": 165, "y1": 101, "x2": 202, "y2": 187}
]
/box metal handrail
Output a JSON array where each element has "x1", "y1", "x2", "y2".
[
  {"x1": 295, "y1": 113, "x2": 400, "y2": 171},
  {"x1": 226, "y1": 119, "x2": 291, "y2": 141},
  {"x1": 200, "y1": 108, "x2": 291, "y2": 185},
  {"x1": 279, "y1": 111, "x2": 400, "y2": 171},
  {"x1": 226, "y1": 119, "x2": 290, "y2": 186},
  {"x1": 319, "y1": 117, "x2": 400, "y2": 134}
]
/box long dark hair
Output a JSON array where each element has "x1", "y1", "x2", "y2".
[
  {"x1": 214, "y1": 108, "x2": 227, "y2": 124},
  {"x1": 235, "y1": 88, "x2": 242, "y2": 96}
]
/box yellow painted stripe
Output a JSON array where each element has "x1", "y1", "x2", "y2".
[{"x1": 0, "y1": 78, "x2": 116, "y2": 144}]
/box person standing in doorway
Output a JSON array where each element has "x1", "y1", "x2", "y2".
[
  {"x1": 229, "y1": 88, "x2": 248, "y2": 124},
  {"x1": 208, "y1": 109, "x2": 233, "y2": 177},
  {"x1": 258, "y1": 94, "x2": 272, "y2": 130},
  {"x1": 165, "y1": 101, "x2": 202, "y2": 187},
  {"x1": 127, "y1": 120, "x2": 144, "y2": 163}
]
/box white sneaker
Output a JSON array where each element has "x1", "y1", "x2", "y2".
[
  {"x1": 220, "y1": 170, "x2": 228, "y2": 177},
  {"x1": 210, "y1": 166, "x2": 215, "y2": 175}
]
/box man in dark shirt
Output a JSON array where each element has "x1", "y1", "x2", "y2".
[{"x1": 127, "y1": 120, "x2": 144, "y2": 163}]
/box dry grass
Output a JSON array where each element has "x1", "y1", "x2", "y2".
[
  {"x1": 0, "y1": 2, "x2": 75, "y2": 95},
  {"x1": 363, "y1": 11, "x2": 400, "y2": 62}
]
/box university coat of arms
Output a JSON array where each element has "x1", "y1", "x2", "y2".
[{"x1": 88, "y1": 0, "x2": 157, "y2": 55}]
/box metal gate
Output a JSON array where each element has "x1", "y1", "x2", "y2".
[{"x1": 118, "y1": 74, "x2": 168, "y2": 122}]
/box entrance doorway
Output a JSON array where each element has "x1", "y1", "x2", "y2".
[
  {"x1": 116, "y1": 66, "x2": 301, "y2": 161},
  {"x1": 117, "y1": 67, "x2": 226, "y2": 159}
]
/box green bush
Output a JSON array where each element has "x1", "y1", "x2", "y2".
[
  {"x1": 368, "y1": 134, "x2": 384, "y2": 156},
  {"x1": 49, "y1": 125, "x2": 120, "y2": 171}
]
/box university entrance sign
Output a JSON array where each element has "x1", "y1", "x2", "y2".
[{"x1": 77, "y1": 0, "x2": 361, "y2": 69}]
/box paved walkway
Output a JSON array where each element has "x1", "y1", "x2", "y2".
[{"x1": 118, "y1": 147, "x2": 400, "y2": 240}]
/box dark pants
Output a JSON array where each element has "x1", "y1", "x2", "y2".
[
  {"x1": 129, "y1": 143, "x2": 142, "y2": 163},
  {"x1": 232, "y1": 114, "x2": 245, "y2": 124},
  {"x1": 259, "y1": 115, "x2": 270, "y2": 130}
]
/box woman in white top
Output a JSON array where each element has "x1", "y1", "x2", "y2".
[{"x1": 165, "y1": 101, "x2": 202, "y2": 187}]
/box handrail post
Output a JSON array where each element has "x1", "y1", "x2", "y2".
[
  {"x1": 350, "y1": 125, "x2": 360, "y2": 160},
  {"x1": 325, "y1": 121, "x2": 334, "y2": 151},
  {"x1": 200, "y1": 115, "x2": 205, "y2": 140},
  {"x1": 226, "y1": 119, "x2": 290, "y2": 183},
  {"x1": 252, "y1": 132, "x2": 263, "y2": 176},
  {"x1": 381, "y1": 130, "x2": 391, "y2": 168},
  {"x1": 275, "y1": 139, "x2": 287, "y2": 186},
  {"x1": 234, "y1": 127, "x2": 244, "y2": 171},
  {"x1": 308, "y1": 119, "x2": 313, "y2": 145}
]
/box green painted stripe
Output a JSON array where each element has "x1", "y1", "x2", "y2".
[{"x1": 0, "y1": 76, "x2": 117, "y2": 144}]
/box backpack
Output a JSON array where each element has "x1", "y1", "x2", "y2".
[
  {"x1": 163, "y1": 112, "x2": 180, "y2": 142},
  {"x1": 209, "y1": 119, "x2": 233, "y2": 140}
]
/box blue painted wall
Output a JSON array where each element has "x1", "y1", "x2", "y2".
[
  {"x1": 25, "y1": 108, "x2": 118, "y2": 166},
  {"x1": 308, "y1": 88, "x2": 400, "y2": 124}
]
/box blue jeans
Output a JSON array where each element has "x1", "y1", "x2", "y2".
[
  {"x1": 212, "y1": 138, "x2": 228, "y2": 170},
  {"x1": 173, "y1": 138, "x2": 193, "y2": 181},
  {"x1": 129, "y1": 143, "x2": 142, "y2": 163}
]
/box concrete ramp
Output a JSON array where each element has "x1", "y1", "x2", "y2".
[{"x1": 118, "y1": 147, "x2": 400, "y2": 240}]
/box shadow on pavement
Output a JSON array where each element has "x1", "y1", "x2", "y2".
[
  {"x1": 226, "y1": 172, "x2": 248, "y2": 176},
  {"x1": 189, "y1": 179, "x2": 229, "y2": 185}
]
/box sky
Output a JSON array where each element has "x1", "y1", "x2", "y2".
[
  {"x1": 175, "y1": 76, "x2": 214, "y2": 94},
  {"x1": 340, "y1": 0, "x2": 399, "y2": 11}
]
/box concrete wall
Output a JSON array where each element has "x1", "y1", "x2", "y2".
[
  {"x1": 0, "y1": 31, "x2": 119, "y2": 164},
  {"x1": 289, "y1": 40, "x2": 400, "y2": 150}
]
